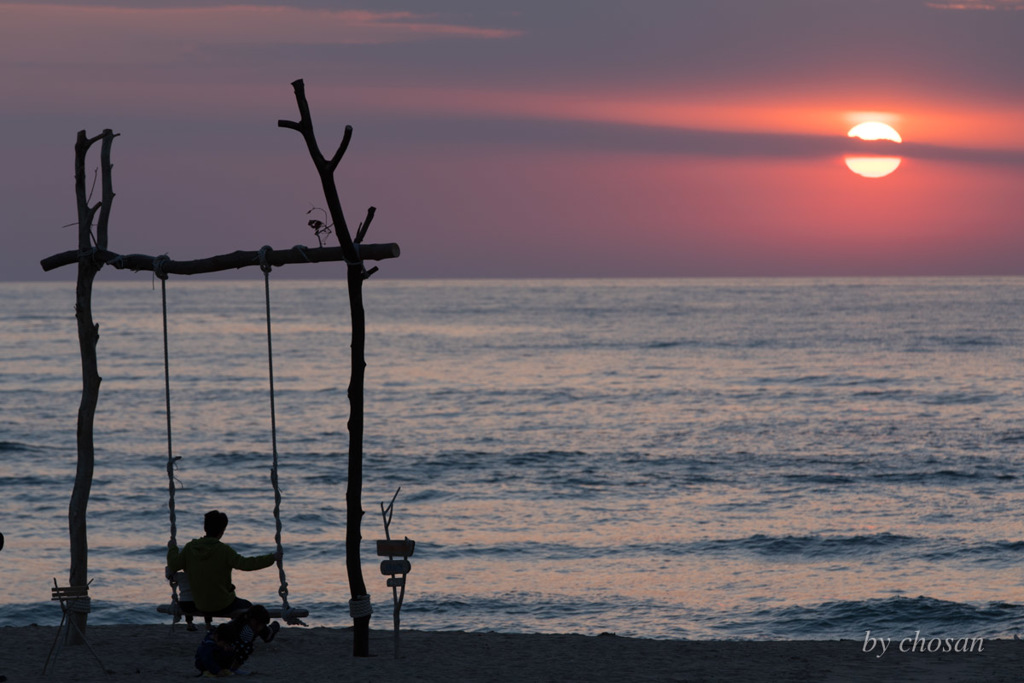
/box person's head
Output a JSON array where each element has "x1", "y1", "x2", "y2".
[{"x1": 204, "y1": 510, "x2": 229, "y2": 538}]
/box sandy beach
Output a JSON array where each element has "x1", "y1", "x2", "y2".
[{"x1": 0, "y1": 624, "x2": 1019, "y2": 682}]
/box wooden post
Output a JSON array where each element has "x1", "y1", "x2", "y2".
[
  {"x1": 68, "y1": 128, "x2": 117, "y2": 643},
  {"x1": 280, "y1": 79, "x2": 391, "y2": 657}
]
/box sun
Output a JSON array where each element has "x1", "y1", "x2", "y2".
[
  {"x1": 843, "y1": 156, "x2": 901, "y2": 178},
  {"x1": 845, "y1": 121, "x2": 902, "y2": 178},
  {"x1": 848, "y1": 121, "x2": 902, "y2": 143}
]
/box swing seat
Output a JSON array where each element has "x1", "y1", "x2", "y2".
[{"x1": 157, "y1": 603, "x2": 309, "y2": 620}]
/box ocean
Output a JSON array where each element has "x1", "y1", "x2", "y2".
[{"x1": 2, "y1": 276, "x2": 1024, "y2": 640}]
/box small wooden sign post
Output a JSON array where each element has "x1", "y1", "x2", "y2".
[{"x1": 378, "y1": 488, "x2": 415, "y2": 658}]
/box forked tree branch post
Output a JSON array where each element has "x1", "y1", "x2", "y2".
[
  {"x1": 68, "y1": 128, "x2": 118, "y2": 644},
  {"x1": 279, "y1": 78, "x2": 396, "y2": 657}
]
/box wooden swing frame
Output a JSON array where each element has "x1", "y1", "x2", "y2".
[{"x1": 40, "y1": 80, "x2": 397, "y2": 656}]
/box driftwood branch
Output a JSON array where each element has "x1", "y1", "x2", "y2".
[
  {"x1": 67, "y1": 128, "x2": 118, "y2": 644},
  {"x1": 74, "y1": 131, "x2": 119, "y2": 252},
  {"x1": 278, "y1": 82, "x2": 352, "y2": 171},
  {"x1": 277, "y1": 79, "x2": 359, "y2": 267},
  {"x1": 355, "y1": 207, "x2": 375, "y2": 244},
  {"x1": 40, "y1": 243, "x2": 400, "y2": 275},
  {"x1": 96, "y1": 133, "x2": 117, "y2": 250},
  {"x1": 328, "y1": 126, "x2": 353, "y2": 173},
  {"x1": 280, "y1": 78, "x2": 389, "y2": 658}
]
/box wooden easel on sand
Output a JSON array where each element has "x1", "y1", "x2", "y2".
[{"x1": 43, "y1": 579, "x2": 107, "y2": 677}]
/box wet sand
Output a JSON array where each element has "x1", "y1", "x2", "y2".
[{"x1": 1, "y1": 624, "x2": 1020, "y2": 682}]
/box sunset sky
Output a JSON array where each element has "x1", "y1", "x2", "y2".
[{"x1": 2, "y1": 0, "x2": 1023, "y2": 281}]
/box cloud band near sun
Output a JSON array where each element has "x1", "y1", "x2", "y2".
[
  {"x1": 0, "y1": 3, "x2": 521, "y2": 65},
  {"x1": 926, "y1": 0, "x2": 1024, "y2": 9}
]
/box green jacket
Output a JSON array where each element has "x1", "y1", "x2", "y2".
[{"x1": 166, "y1": 536, "x2": 275, "y2": 613}]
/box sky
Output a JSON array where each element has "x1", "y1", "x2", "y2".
[{"x1": 2, "y1": 0, "x2": 1023, "y2": 281}]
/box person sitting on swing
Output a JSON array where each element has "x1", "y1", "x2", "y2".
[{"x1": 167, "y1": 510, "x2": 280, "y2": 625}]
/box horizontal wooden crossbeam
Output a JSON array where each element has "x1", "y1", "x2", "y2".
[{"x1": 40, "y1": 243, "x2": 400, "y2": 275}]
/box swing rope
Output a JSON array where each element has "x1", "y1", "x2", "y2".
[
  {"x1": 156, "y1": 259, "x2": 184, "y2": 624},
  {"x1": 259, "y1": 247, "x2": 306, "y2": 626},
  {"x1": 156, "y1": 252, "x2": 306, "y2": 626}
]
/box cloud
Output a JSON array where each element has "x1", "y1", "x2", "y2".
[
  {"x1": 926, "y1": 0, "x2": 1024, "y2": 8},
  {"x1": 0, "y1": 3, "x2": 521, "y2": 66},
  {"x1": 359, "y1": 113, "x2": 1024, "y2": 169}
]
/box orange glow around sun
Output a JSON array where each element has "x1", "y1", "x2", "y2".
[{"x1": 845, "y1": 121, "x2": 903, "y2": 178}]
